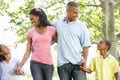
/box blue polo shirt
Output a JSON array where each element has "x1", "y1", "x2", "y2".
[{"x1": 53, "y1": 18, "x2": 91, "y2": 67}]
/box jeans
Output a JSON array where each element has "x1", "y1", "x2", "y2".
[
  {"x1": 58, "y1": 63, "x2": 86, "y2": 80},
  {"x1": 30, "y1": 61, "x2": 54, "y2": 80}
]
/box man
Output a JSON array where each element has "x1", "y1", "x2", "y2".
[{"x1": 53, "y1": 1, "x2": 90, "y2": 80}]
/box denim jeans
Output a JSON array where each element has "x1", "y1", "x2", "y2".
[
  {"x1": 30, "y1": 61, "x2": 54, "y2": 80},
  {"x1": 58, "y1": 63, "x2": 86, "y2": 80}
]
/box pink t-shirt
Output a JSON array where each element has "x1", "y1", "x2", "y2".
[{"x1": 27, "y1": 26, "x2": 56, "y2": 65}]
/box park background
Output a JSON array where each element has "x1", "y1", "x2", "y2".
[{"x1": 0, "y1": 0, "x2": 120, "y2": 80}]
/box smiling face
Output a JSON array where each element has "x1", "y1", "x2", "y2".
[
  {"x1": 29, "y1": 14, "x2": 40, "y2": 27},
  {"x1": 97, "y1": 40, "x2": 108, "y2": 51},
  {"x1": 0, "y1": 44, "x2": 10, "y2": 55},
  {"x1": 66, "y1": 6, "x2": 79, "y2": 21}
]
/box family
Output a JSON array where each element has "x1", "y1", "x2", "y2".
[{"x1": 0, "y1": 1, "x2": 120, "y2": 80}]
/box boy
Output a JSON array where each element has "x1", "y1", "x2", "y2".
[{"x1": 81, "y1": 39, "x2": 120, "y2": 80}]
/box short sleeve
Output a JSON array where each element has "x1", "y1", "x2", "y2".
[
  {"x1": 26, "y1": 28, "x2": 34, "y2": 38},
  {"x1": 114, "y1": 60, "x2": 120, "y2": 73},
  {"x1": 50, "y1": 26, "x2": 56, "y2": 36},
  {"x1": 80, "y1": 22, "x2": 91, "y2": 47}
]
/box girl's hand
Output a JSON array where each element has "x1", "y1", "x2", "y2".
[{"x1": 14, "y1": 67, "x2": 23, "y2": 75}]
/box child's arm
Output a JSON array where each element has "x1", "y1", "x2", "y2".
[
  {"x1": 80, "y1": 66, "x2": 92, "y2": 74},
  {"x1": 115, "y1": 72, "x2": 119, "y2": 80}
]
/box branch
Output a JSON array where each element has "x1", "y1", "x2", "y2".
[
  {"x1": 86, "y1": 18, "x2": 102, "y2": 30},
  {"x1": 114, "y1": 2, "x2": 120, "y2": 6},
  {"x1": 117, "y1": 33, "x2": 120, "y2": 40},
  {"x1": 84, "y1": 4, "x2": 101, "y2": 7}
]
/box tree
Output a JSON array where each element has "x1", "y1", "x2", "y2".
[
  {"x1": 0, "y1": 0, "x2": 120, "y2": 59},
  {"x1": 100, "y1": 0, "x2": 120, "y2": 58}
]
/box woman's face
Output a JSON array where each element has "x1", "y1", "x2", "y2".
[
  {"x1": 29, "y1": 14, "x2": 39, "y2": 26},
  {"x1": 0, "y1": 45, "x2": 10, "y2": 55}
]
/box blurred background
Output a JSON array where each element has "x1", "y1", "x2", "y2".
[{"x1": 0, "y1": 0, "x2": 120, "y2": 80}]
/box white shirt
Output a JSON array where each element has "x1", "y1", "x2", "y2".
[{"x1": 0, "y1": 57, "x2": 20, "y2": 80}]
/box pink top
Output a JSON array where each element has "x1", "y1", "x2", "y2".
[{"x1": 27, "y1": 26, "x2": 56, "y2": 65}]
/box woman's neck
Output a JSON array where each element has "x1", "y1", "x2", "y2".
[{"x1": 35, "y1": 26, "x2": 47, "y2": 34}]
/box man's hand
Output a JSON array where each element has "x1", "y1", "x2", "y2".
[{"x1": 80, "y1": 59, "x2": 86, "y2": 69}]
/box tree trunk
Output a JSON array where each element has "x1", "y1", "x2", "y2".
[{"x1": 101, "y1": 0, "x2": 118, "y2": 58}]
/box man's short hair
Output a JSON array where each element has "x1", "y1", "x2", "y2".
[
  {"x1": 66, "y1": 1, "x2": 78, "y2": 9},
  {"x1": 104, "y1": 39, "x2": 111, "y2": 51}
]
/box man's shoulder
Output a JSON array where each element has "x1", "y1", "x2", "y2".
[
  {"x1": 76, "y1": 20, "x2": 86, "y2": 25},
  {"x1": 53, "y1": 19, "x2": 64, "y2": 27},
  {"x1": 54, "y1": 19, "x2": 64, "y2": 23}
]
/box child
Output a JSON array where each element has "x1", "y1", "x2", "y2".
[
  {"x1": 0, "y1": 44, "x2": 23, "y2": 80},
  {"x1": 81, "y1": 39, "x2": 120, "y2": 80}
]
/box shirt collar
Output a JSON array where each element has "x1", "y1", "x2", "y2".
[{"x1": 62, "y1": 17, "x2": 78, "y2": 22}]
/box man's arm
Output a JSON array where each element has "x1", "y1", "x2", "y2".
[
  {"x1": 80, "y1": 47, "x2": 89, "y2": 68},
  {"x1": 83, "y1": 47, "x2": 89, "y2": 61}
]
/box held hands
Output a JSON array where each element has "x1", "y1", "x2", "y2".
[
  {"x1": 14, "y1": 67, "x2": 24, "y2": 75},
  {"x1": 80, "y1": 60, "x2": 92, "y2": 73},
  {"x1": 80, "y1": 59, "x2": 87, "y2": 72},
  {"x1": 80, "y1": 59, "x2": 86, "y2": 68}
]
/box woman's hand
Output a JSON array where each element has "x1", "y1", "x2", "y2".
[{"x1": 14, "y1": 67, "x2": 23, "y2": 75}]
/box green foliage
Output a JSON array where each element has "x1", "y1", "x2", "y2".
[
  {"x1": 0, "y1": 0, "x2": 120, "y2": 46},
  {"x1": 0, "y1": 0, "x2": 9, "y2": 15},
  {"x1": 78, "y1": 1, "x2": 104, "y2": 43}
]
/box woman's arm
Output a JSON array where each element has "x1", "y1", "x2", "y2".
[{"x1": 14, "y1": 36, "x2": 32, "y2": 74}]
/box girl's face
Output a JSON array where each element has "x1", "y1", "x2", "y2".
[
  {"x1": 29, "y1": 14, "x2": 40, "y2": 27},
  {"x1": 0, "y1": 45, "x2": 10, "y2": 55}
]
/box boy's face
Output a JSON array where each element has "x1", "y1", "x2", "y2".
[{"x1": 97, "y1": 40, "x2": 108, "y2": 51}]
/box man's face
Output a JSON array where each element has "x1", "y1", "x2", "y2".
[{"x1": 66, "y1": 6, "x2": 79, "y2": 21}]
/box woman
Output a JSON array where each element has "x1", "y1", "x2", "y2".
[{"x1": 15, "y1": 8, "x2": 57, "y2": 80}]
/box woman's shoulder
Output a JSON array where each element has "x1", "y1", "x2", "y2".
[{"x1": 27, "y1": 28, "x2": 35, "y2": 33}]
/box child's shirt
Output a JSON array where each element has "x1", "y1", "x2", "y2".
[
  {"x1": 27, "y1": 26, "x2": 56, "y2": 65},
  {"x1": 89, "y1": 54, "x2": 120, "y2": 80},
  {"x1": 0, "y1": 57, "x2": 20, "y2": 80}
]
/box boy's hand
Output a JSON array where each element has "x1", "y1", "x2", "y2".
[
  {"x1": 80, "y1": 65, "x2": 92, "y2": 73},
  {"x1": 80, "y1": 65, "x2": 86, "y2": 72}
]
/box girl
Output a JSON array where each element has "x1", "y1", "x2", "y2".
[{"x1": 0, "y1": 44, "x2": 23, "y2": 80}]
